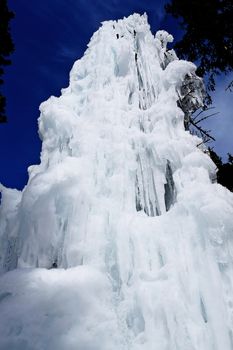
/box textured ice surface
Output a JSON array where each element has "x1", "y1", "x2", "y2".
[{"x1": 1, "y1": 13, "x2": 233, "y2": 350}]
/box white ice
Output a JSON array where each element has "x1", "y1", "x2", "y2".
[{"x1": 0, "y1": 13, "x2": 233, "y2": 350}]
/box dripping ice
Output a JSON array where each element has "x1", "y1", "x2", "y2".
[{"x1": 0, "y1": 13, "x2": 233, "y2": 350}]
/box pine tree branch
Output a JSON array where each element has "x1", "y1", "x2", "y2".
[
  {"x1": 226, "y1": 80, "x2": 233, "y2": 92},
  {"x1": 195, "y1": 111, "x2": 219, "y2": 124},
  {"x1": 189, "y1": 118, "x2": 215, "y2": 141}
]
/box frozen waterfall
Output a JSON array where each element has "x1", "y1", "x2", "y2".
[{"x1": 0, "y1": 13, "x2": 233, "y2": 350}]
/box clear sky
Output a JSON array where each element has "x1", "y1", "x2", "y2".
[{"x1": 0, "y1": 0, "x2": 232, "y2": 190}]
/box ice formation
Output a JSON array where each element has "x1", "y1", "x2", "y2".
[{"x1": 1, "y1": 13, "x2": 233, "y2": 350}]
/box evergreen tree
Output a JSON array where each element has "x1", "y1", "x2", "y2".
[
  {"x1": 209, "y1": 148, "x2": 233, "y2": 192},
  {"x1": 165, "y1": 0, "x2": 233, "y2": 192},
  {"x1": 0, "y1": 0, "x2": 14, "y2": 123},
  {"x1": 165, "y1": 0, "x2": 233, "y2": 101}
]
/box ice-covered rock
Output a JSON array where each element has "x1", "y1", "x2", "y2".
[{"x1": 0, "y1": 13, "x2": 233, "y2": 350}]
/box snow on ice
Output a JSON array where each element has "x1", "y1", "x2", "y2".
[{"x1": 0, "y1": 13, "x2": 233, "y2": 350}]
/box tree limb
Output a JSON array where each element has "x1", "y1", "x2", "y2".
[{"x1": 189, "y1": 118, "x2": 215, "y2": 141}]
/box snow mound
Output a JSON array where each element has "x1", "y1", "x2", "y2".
[{"x1": 0, "y1": 267, "x2": 122, "y2": 350}]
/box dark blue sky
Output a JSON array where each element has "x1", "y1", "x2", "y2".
[{"x1": 0, "y1": 0, "x2": 232, "y2": 190}]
